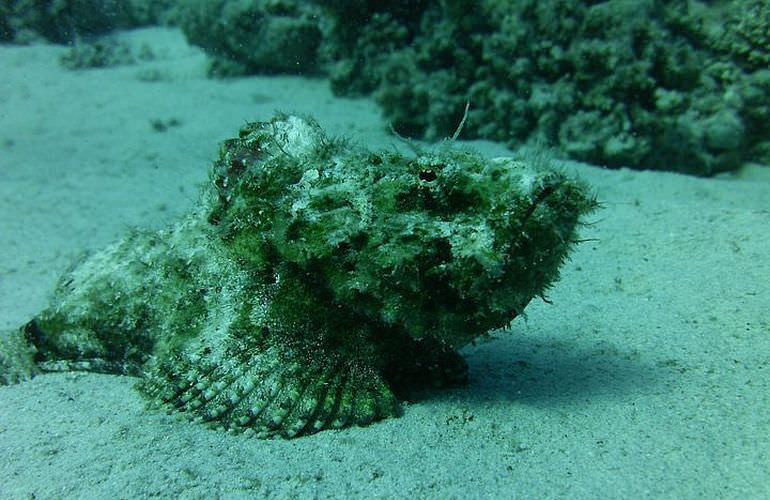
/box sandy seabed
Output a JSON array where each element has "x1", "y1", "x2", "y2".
[{"x1": 0, "y1": 28, "x2": 768, "y2": 499}]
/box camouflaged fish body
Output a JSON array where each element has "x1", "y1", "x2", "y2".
[{"x1": 0, "y1": 114, "x2": 596, "y2": 437}]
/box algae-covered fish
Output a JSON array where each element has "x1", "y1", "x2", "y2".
[{"x1": 0, "y1": 114, "x2": 596, "y2": 438}]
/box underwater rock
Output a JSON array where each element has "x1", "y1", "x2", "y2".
[
  {"x1": 178, "y1": 0, "x2": 322, "y2": 77},
  {"x1": 316, "y1": 0, "x2": 770, "y2": 175},
  {"x1": 0, "y1": 114, "x2": 597, "y2": 438},
  {"x1": 0, "y1": 0, "x2": 175, "y2": 44}
]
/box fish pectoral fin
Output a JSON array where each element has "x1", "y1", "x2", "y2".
[
  {"x1": 0, "y1": 327, "x2": 40, "y2": 385},
  {"x1": 137, "y1": 342, "x2": 399, "y2": 438}
]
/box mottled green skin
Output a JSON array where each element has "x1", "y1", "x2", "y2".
[{"x1": 0, "y1": 114, "x2": 596, "y2": 438}]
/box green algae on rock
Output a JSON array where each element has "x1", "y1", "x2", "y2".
[{"x1": 0, "y1": 114, "x2": 597, "y2": 438}]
